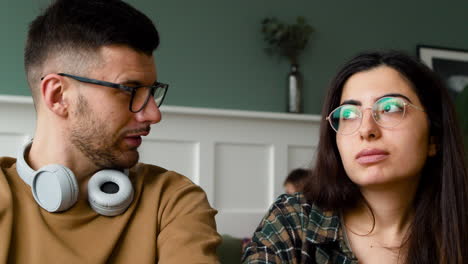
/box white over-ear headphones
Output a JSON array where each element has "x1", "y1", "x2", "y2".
[{"x1": 16, "y1": 140, "x2": 134, "y2": 216}]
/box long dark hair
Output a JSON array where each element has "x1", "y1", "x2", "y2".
[{"x1": 303, "y1": 50, "x2": 468, "y2": 263}]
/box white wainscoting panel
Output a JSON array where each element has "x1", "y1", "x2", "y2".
[
  {"x1": 139, "y1": 139, "x2": 199, "y2": 182},
  {"x1": 214, "y1": 143, "x2": 273, "y2": 211},
  {"x1": 288, "y1": 145, "x2": 317, "y2": 171},
  {"x1": 0, "y1": 95, "x2": 321, "y2": 238},
  {"x1": 0, "y1": 133, "x2": 31, "y2": 157}
]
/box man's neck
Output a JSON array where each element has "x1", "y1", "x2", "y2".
[{"x1": 28, "y1": 133, "x2": 98, "y2": 200}]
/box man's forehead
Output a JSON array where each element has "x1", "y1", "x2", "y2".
[
  {"x1": 98, "y1": 45, "x2": 154, "y2": 63},
  {"x1": 93, "y1": 45, "x2": 157, "y2": 83}
]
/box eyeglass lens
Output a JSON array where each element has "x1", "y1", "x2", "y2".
[
  {"x1": 130, "y1": 86, "x2": 166, "y2": 112},
  {"x1": 329, "y1": 97, "x2": 406, "y2": 135}
]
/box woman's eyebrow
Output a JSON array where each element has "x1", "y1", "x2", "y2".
[
  {"x1": 340, "y1": 99, "x2": 361, "y2": 106},
  {"x1": 376, "y1": 93, "x2": 413, "y2": 103},
  {"x1": 340, "y1": 93, "x2": 414, "y2": 106}
]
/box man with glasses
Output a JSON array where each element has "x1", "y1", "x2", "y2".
[{"x1": 0, "y1": 0, "x2": 220, "y2": 263}]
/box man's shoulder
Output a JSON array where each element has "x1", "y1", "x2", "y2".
[
  {"x1": 0, "y1": 157, "x2": 16, "y2": 170},
  {"x1": 0, "y1": 157, "x2": 16, "y2": 213},
  {"x1": 0, "y1": 157, "x2": 17, "y2": 183}
]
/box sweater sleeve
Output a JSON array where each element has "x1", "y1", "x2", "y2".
[{"x1": 156, "y1": 178, "x2": 221, "y2": 263}]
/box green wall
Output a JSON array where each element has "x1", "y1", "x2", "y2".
[{"x1": 1, "y1": 0, "x2": 467, "y2": 114}]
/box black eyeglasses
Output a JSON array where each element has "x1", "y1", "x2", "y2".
[{"x1": 48, "y1": 73, "x2": 168, "y2": 113}]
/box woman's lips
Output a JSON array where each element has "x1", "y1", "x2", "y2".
[{"x1": 355, "y1": 149, "x2": 389, "y2": 165}]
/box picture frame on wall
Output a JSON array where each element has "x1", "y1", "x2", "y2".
[
  {"x1": 418, "y1": 45, "x2": 468, "y2": 98},
  {"x1": 417, "y1": 45, "x2": 468, "y2": 148}
]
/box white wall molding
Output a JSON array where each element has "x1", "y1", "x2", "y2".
[
  {"x1": 0, "y1": 95, "x2": 322, "y2": 237},
  {"x1": 0, "y1": 95, "x2": 321, "y2": 121}
]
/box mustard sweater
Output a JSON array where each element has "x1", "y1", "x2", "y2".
[{"x1": 0, "y1": 157, "x2": 221, "y2": 263}]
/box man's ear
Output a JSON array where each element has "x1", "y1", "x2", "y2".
[
  {"x1": 428, "y1": 136, "x2": 438, "y2": 157},
  {"x1": 40, "y1": 74, "x2": 69, "y2": 117}
]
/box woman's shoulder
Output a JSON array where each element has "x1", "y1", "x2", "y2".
[
  {"x1": 273, "y1": 192, "x2": 310, "y2": 209},
  {"x1": 242, "y1": 193, "x2": 342, "y2": 263},
  {"x1": 271, "y1": 192, "x2": 333, "y2": 219},
  {"x1": 271, "y1": 193, "x2": 342, "y2": 243},
  {"x1": 259, "y1": 193, "x2": 325, "y2": 232}
]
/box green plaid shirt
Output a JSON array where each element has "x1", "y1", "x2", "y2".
[{"x1": 242, "y1": 193, "x2": 358, "y2": 264}]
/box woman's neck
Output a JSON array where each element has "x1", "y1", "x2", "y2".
[{"x1": 344, "y1": 179, "x2": 420, "y2": 246}]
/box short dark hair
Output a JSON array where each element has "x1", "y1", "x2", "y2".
[
  {"x1": 303, "y1": 50, "x2": 467, "y2": 263},
  {"x1": 24, "y1": 0, "x2": 160, "y2": 100},
  {"x1": 283, "y1": 168, "x2": 310, "y2": 190}
]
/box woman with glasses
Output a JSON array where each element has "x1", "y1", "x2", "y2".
[{"x1": 242, "y1": 51, "x2": 467, "y2": 264}]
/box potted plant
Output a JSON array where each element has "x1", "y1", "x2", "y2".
[
  {"x1": 261, "y1": 16, "x2": 313, "y2": 113},
  {"x1": 261, "y1": 16, "x2": 313, "y2": 65}
]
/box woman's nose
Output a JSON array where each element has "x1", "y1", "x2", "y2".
[{"x1": 358, "y1": 108, "x2": 381, "y2": 140}]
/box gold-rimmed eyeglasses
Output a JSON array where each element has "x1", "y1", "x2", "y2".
[{"x1": 326, "y1": 96, "x2": 425, "y2": 135}]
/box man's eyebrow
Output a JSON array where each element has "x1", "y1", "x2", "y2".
[{"x1": 121, "y1": 80, "x2": 144, "y2": 87}]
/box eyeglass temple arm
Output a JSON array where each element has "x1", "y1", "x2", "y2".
[
  {"x1": 57, "y1": 73, "x2": 135, "y2": 93},
  {"x1": 406, "y1": 102, "x2": 425, "y2": 112}
]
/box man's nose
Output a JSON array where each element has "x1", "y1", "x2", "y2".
[{"x1": 135, "y1": 96, "x2": 161, "y2": 124}]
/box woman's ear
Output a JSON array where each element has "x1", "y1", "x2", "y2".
[
  {"x1": 428, "y1": 136, "x2": 438, "y2": 157},
  {"x1": 40, "y1": 74, "x2": 69, "y2": 117}
]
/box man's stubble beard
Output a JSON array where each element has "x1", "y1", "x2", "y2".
[{"x1": 69, "y1": 94, "x2": 139, "y2": 170}]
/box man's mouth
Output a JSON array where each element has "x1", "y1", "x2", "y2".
[
  {"x1": 123, "y1": 127, "x2": 150, "y2": 148},
  {"x1": 124, "y1": 136, "x2": 143, "y2": 148}
]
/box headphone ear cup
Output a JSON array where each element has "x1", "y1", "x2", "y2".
[
  {"x1": 87, "y1": 170, "x2": 134, "y2": 216},
  {"x1": 31, "y1": 164, "x2": 79, "y2": 212}
]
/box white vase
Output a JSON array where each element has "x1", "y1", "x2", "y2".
[{"x1": 288, "y1": 64, "x2": 303, "y2": 113}]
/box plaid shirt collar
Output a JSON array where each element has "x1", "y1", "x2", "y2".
[
  {"x1": 306, "y1": 203, "x2": 342, "y2": 244},
  {"x1": 306, "y1": 202, "x2": 355, "y2": 258}
]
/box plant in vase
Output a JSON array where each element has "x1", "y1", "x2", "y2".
[{"x1": 261, "y1": 16, "x2": 313, "y2": 113}]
